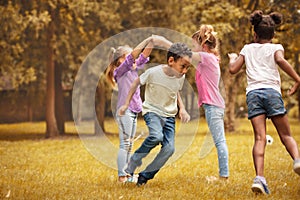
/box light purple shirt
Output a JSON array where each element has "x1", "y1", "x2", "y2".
[{"x1": 114, "y1": 53, "x2": 149, "y2": 113}]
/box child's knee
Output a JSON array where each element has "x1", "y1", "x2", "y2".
[
  {"x1": 149, "y1": 134, "x2": 164, "y2": 143},
  {"x1": 164, "y1": 144, "x2": 175, "y2": 156}
]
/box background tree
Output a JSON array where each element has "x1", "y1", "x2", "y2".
[{"x1": 1, "y1": 0, "x2": 299, "y2": 137}]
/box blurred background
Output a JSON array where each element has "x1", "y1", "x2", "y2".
[{"x1": 0, "y1": 0, "x2": 299, "y2": 138}]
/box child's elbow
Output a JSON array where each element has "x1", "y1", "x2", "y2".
[{"x1": 229, "y1": 65, "x2": 237, "y2": 74}]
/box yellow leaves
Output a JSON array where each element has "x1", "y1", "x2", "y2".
[
  {"x1": 27, "y1": 10, "x2": 51, "y2": 25},
  {"x1": 26, "y1": 10, "x2": 51, "y2": 38},
  {"x1": 78, "y1": 26, "x2": 85, "y2": 35},
  {"x1": 76, "y1": 17, "x2": 84, "y2": 25},
  {"x1": 66, "y1": 13, "x2": 73, "y2": 22},
  {"x1": 10, "y1": 66, "x2": 37, "y2": 88}
]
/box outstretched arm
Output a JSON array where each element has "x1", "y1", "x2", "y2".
[
  {"x1": 152, "y1": 35, "x2": 202, "y2": 68},
  {"x1": 152, "y1": 35, "x2": 173, "y2": 49},
  {"x1": 114, "y1": 37, "x2": 153, "y2": 79},
  {"x1": 131, "y1": 36, "x2": 154, "y2": 59},
  {"x1": 275, "y1": 50, "x2": 300, "y2": 95},
  {"x1": 118, "y1": 77, "x2": 141, "y2": 116}
]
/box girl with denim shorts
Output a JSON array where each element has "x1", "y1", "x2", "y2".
[
  {"x1": 228, "y1": 10, "x2": 300, "y2": 195},
  {"x1": 192, "y1": 25, "x2": 229, "y2": 180},
  {"x1": 106, "y1": 36, "x2": 154, "y2": 183}
]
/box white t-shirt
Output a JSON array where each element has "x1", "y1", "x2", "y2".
[
  {"x1": 139, "y1": 65, "x2": 185, "y2": 117},
  {"x1": 240, "y1": 43, "x2": 284, "y2": 94}
]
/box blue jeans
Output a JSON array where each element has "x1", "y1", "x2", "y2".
[
  {"x1": 125, "y1": 112, "x2": 175, "y2": 179},
  {"x1": 116, "y1": 109, "x2": 137, "y2": 177},
  {"x1": 203, "y1": 104, "x2": 229, "y2": 177}
]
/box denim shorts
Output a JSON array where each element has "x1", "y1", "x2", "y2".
[{"x1": 246, "y1": 88, "x2": 286, "y2": 119}]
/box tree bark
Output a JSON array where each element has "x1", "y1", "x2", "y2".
[
  {"x1": 95, "y1": 73, "x2": 106, "y2": 134},
  {"x1": 45, "y1": 8, "x2": 59, "y2": 138},
  {"x1": 55, "y1": 62, "x2": 65, "y2": 134}
]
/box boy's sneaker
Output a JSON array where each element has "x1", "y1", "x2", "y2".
[
  {"x1": 293, "y1": 159, "x2": 300, "y2": 176},
  {"x1": 136, "y1": 174, "x2": 148, "y2": 186},
  {"x1": 126, "y1": 174, "x2": 138, "y2": 183},
  {"x1": 251, "y1": 177, "x2": 270, "y2": 195}
]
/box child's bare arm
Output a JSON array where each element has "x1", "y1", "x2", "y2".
[
  {"x1": 228, "y1": 53, "x2": 245, "y2": 74},
  {"x1": 152, "y1": 35, "x2": 172, "y2": 49},
  {"x1": 131, "y1": 37, "x2": 153, "y2": 59},
  {"x1": 177, "y1": 92, "x2": 190, "y2": 123},
  {"x1": 275, "y1": 50, "x2": 300, "y2": 95}
]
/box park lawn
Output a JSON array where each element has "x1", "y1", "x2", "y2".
[{"x1": 0, "y1": 118, "x2": 300, "y2": 200}]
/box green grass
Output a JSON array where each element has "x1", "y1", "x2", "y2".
[{"x1": 1, "y1": 118, "x2": 300, "y2": 199}]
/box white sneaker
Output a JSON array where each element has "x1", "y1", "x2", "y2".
[
  {"x1": 293, "y1": 159, "x2": 300, "y2": 176},
  {"x1": 126, "y1": 174, "x2": 138, "y2": 183},
  {"x1": 251, "y1": 177, "x2": 270, "y2": 195}
]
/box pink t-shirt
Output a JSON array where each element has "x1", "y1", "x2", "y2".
[{"x1": 195, "y1": 52, "x2": 225, "y2": 109}]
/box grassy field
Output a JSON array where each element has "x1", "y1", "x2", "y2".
[{"x1": 0, "y1": 118, "x2": 300, "y2": 200}]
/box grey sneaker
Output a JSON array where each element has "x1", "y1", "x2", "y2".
[
  {"x1": 251, "y1": 177, "x2": 270, "y2": 195},
  {"x1": 293, "y1": 159, "x2": 300, "y2": 176}
]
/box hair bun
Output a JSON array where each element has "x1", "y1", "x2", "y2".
[
  {"x1": 250, "y1": 10, "x2": 263, "y2": 26},
  {"x1": 270, "y1": 12, "x2": 282, "y2": 25}
]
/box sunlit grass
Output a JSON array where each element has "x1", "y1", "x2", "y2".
[{"x1": 0, "y1": 118, "x2": 300, "y2": 199}]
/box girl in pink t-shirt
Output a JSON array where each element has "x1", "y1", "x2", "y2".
[{"x1": 192, "y1": 25, "x2": 229, "y2": 180}]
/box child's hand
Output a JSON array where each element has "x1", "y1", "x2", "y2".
[
  {"x1": 118, "y1": 105, "x2": 128, "y2": 116},
  {"x1": 288, "y1": 81, "x2": 300, "y2": 96},
  {"x1": 179, "y1": 108, "x2": 190, "y2": 123},
  {"x1": 228, "y1": 53, "x2": 238, "y2": 62},
  {"x1": 152, "y1": 35, "x2": 167, "y2": 46}
]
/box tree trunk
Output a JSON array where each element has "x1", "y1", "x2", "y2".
[
  {"x1": 95, "y1": 73, "x2": 106, "y2": 134},
  {"x1": 55, "y1": 62, "x2": 65, "y2": 134},
  {"x1": 224, "y1": 75, "x2": 236, "y2": 132},
  {"x1": 223, "y1": 67, "x2": 245, "y2": 132},
  {"x1": 45, "y1": 8, "x2": 59, "y2": 138}
]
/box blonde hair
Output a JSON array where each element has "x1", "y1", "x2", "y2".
[
  {"x1": 105, "y1": 45, "x2": 132, "y2": 87},
  {"x1": 192, "y1": 24, "x2": 220, "y2": 58}
]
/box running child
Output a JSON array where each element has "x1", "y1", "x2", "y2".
[
  {"x1": 228, "y1": 10, "x2": 300, "y2": 195},
  {"x1": 119, "y1": 42, "x2": 192, "y2": 186},
  {"x1": 192, "y1": 24, "x2": 229, "y2": 180}
]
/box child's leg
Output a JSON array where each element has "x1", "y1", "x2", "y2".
[
  {"x1": 250, "y1": 114, "x2": 267, "y2": 177},
  {"x1": 271, "y1": 114, "x2": 300, "y2": 160},
  {"x1": 116, "y1": 110, "x2": 137, "y2": 180},
  {"x1": 140, "y1": 116, "x2": 175, "y2": 180},
  {"x1": 203, "y1": 104, "x2": 229, "y2": 178},
  {"x1": 125, "y1": 112, "x2": 163, "y2": 175}
]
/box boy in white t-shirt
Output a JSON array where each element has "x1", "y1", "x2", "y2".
[
  {"x1": 119, "y1": 42, "x2": 192, "y2": 186},
  {"x1": 228, "y1": 10, "x2": 300, "y2": 195}
]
